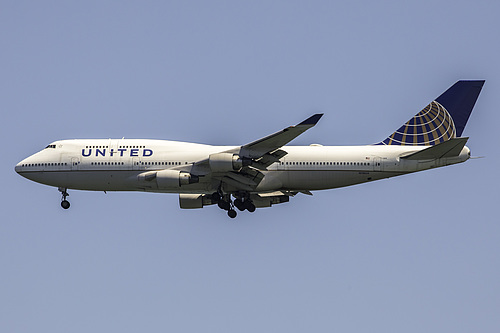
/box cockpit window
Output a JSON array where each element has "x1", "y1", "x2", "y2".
[{"x1": 45, "y1": 144, "x2": 56, "y2": 149}]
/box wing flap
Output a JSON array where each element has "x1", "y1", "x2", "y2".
[
  {"x1": 220, "y1": 176, "x2": 254, "y2": 191},
  {"x1": 252, "y1": 149, "x2": 288, "y2": 170},
  {"x1": 224, "y1": 172, "x2": 258, "y2": 186},
  {"x1": 211, "y1": 167, "x2": 265, "y2": 191}
]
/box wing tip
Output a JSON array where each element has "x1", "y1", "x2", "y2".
[{"x1": 298, "y1": 113, "x2": 324, "y2": 126}]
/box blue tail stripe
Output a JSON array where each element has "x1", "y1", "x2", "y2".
[{"x1": 435, "y1": 80, "x2": 484, "y2": 137}]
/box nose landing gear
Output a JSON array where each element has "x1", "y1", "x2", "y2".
[
  {"x1": 227, "y1": 209, "x2": 237, "y2": 219},
  {"x1": 59, "y1": 187, "x2": 70, "y2": 209}
]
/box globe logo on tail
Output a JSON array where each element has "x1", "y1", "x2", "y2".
[{"x1": 380, "y1": 101, "x2": 456, "y2": 146}]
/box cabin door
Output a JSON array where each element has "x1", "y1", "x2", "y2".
[
  {"x1": 372, "y1": 157, "x2": 382, "y2": 171},
  {"x1": 71, "y1": 157, "x2": 80, "y2": 171}
]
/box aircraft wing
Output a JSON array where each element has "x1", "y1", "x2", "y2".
[
  {"x1": 237, "y1": 113, "x2": 323, "y2": 159},
  {"x1": 189, "y1": 114, "x2": 323, "y2": 190}
]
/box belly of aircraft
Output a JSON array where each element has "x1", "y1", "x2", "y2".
[
  {"x1": 20, "y1": 169, "x2": 405, "y2": 194},
  {"x1": 278, "y1": 170, "x2": 404, "y2": 191},
  {"x1": 18, "y1": 170, "x2": 141, "y2": 191},
  {"x1": 244, "y1": 170, "x2": 402, "y2": 192}
]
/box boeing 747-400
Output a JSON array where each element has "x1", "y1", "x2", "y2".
[{"x1": 16, "y1": 80, "x2": 484, "y2": 218}]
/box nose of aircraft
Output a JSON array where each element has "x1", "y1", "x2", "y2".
[
  {"x1": 15, "y1": 160, "x2": 23, "y2": 174},
  {"x1": 15, "y1": 160, "x2": 30, "y2": 175},
  {"x1": 15, "y1": 156, "x2": 32, "y2": 175}
]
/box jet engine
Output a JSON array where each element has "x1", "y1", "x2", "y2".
[
  {"x1": 179, "y1": 194, "x2": 216, "y2": 209},
  {"x1": 251, "y1": 194, "x2": 290, "y2": 208},
  {"x1": 209, "y1": 153, "x2": 250, "y2": 172},
  {"x1": 138, "y1": 170, "x2": 199, "y2": 189},
  {"x1": 156, "y1": 170, "x2": 199, "y2": 189}
]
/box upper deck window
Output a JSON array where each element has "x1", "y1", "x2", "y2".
[{"x1": 45, "y1": 144, "x2": 56, "y2": 149}]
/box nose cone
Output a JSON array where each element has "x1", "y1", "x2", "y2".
[
  {"x1": 15, "y1": 156, "x2": 34, "y2": 177},
  {"x1": 15, "y1": 159, "x2": 27, "y2": 175}
]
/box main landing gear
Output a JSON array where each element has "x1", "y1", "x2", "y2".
[
  {"x1": 212, "y1": 191, "x2": 256, "y2": 218},
  {"x1": 212, "y1": 192, "x2": 237, "y2": 218},
  {"x1": 233, "y1": 197, "x2": 256, "y2": 212},
  {"x1": 59, "y1": 187, "x2": 70, "y2": 209}
]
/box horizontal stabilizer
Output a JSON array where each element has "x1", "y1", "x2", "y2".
[{"x1": 401, "y1": 137, "x2": 468, "y2": 160}]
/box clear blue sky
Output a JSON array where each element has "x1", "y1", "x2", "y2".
[{"x1": 1, "y1": 1, "x2": 499, "y2": 332}]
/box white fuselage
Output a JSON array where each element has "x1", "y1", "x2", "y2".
[{"x1": 15, "y1": 139, "x2": 470, "y2": 194}]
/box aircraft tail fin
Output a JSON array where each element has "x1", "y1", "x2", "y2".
[{"x1": 378, "y1": 80, "x2": 484, "y2": 146}]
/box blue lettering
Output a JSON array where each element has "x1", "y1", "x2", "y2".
[{"x1": 82, "y1": 148, "x2": 153, "y2": 158}]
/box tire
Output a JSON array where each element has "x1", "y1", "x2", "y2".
[
  {"x1": 245, "y1": 201, "x2": 256, "y2": 212},
  {"x1": 234, "y1": 198, "x2": 245, "y2": 211},
  {"x1": 61, "y1": 200, "x2": 70, "y2": 209},
  {"x1": 218, "y1": 200, "x2": 230, "y2": 211},
  {"x1": 211, "y1": 192, "x2": 220, "y2": 202}
]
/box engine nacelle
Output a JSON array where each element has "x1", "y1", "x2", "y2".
[
  {"x1": 209, "y1": 153, "x2": 250, "y2": 172},
  {"x1": 155, "y1": 170, "x2": 199, "y2": 189},
  {"x1": 251, "y1": 194, "x2": 290, "y2": 208},
  {"x1": 179, "y1": 194, "x2": 216, "y2": 209}
]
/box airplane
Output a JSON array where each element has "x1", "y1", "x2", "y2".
[{"x1": 15, "y1": 80, "x2": 484, "y2": 218}]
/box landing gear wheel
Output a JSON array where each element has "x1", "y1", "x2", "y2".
[
  {"x1": 58, "y1": 187, "x2": 70, "y2": 210},
  {"x1": 211, "y1": 192, "x2": 220, "y2": 202},
  {"x1": 228, "y1": 209, "x2": 237, "y2": 218},
  {"x1": 218, "y1": 200, "x2": 230, "y2": 211},
  {"x1": 233, "y1": 198, "x2": 245, "y2": 211},
  {"x1": 61, "y1": 200, "x2": 70, "y2": 209},
  {"x1": 245, "y1": 201, "x2": 256, "y2": 212}
]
